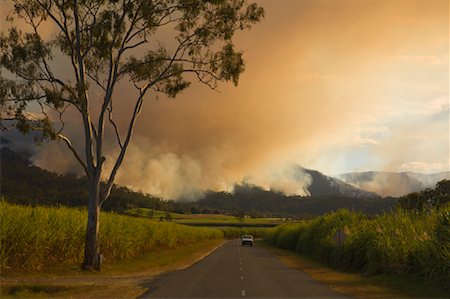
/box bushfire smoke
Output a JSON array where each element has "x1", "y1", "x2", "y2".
[{"x1": 2, "y1": 0, "x2": 448, "y2": 199}]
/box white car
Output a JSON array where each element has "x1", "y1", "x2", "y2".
[{"x1": 241, "y1": 235, "x2": 253, "y2": 247}]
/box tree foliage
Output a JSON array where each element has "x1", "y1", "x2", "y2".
[{"x1": 397, "y1": 180, "x2": 450, "y2": 211}]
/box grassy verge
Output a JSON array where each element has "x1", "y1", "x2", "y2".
[
  {"x1": 260, "y1": 242, "x2": 448, "y2": 299},
  {"x1": 1, "y1": 239, "x2": 224, "y2": 299},
  {"x1": 0, "y1": 201, "x2": 223, "y2": 271},
  {"x1": 263, "y1": 207, "x2": 450, "y2": 290}
]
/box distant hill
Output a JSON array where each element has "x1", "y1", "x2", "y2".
[
  {"x1": 294, "y1": 166, "x2": 379, "y2": 199},
  {"x1": 0, "y1": 147, "x2": 167, "y2": 212},
  {"x1": 1, "y1": 146, "x2": 396, "y2": 217},
  {"x1": 338, "y1": 171, "x2": 450, "y2": 197},
  {"x1": 192, "y1": 184, "x2": 396, "y2": 217}
]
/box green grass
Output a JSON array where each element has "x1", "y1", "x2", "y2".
[
  {"x1": 0, "y1": 201, "x2": 223, "y2": 272},
  {"x1": 125, "y1": 207, "x2": 287, "y2": 225},
  {"x1": 1, "y1": 285, "x2": 86, "y2": 299},
  {"x1": 125, "y1": 208, "x2": 189, "y2": 220},
  {"x1": 263, "y1": 206, "x2": 450, "y2": 291}
]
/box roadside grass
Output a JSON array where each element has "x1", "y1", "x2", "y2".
[
  {"x1": 1, "y1": 239, "x2": 224, "y2": 299},
  {"x1": 0, "y1": 201, "x2": 223, "y2": 271},
  {"x1": 100, "y1": 239, "x2": 224, "y2": 275},
  {"x1": 263, "y1": 206, "x2": 450, "y2": 297},
  {"x1": 260, "y1": 242, "x2": 448, "y2": 299},
  {"x1": 0, "y1": 285, "x2": 88, "y2": 299}
]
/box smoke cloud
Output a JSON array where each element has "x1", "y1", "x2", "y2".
[{"x1": 2, "y1": 0, "x2": 448, "y2": 199}]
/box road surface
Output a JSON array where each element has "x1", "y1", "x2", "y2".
[{"x1": 141, "y1": 239, "x2": 349, "y2": 298}]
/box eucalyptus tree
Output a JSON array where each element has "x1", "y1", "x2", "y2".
[{"x1": 0, "y1": 0, "x2": 263, "y2": 270}]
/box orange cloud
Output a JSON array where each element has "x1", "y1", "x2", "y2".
[{"x1": 3, "y1": 0, "x2": 448, "y2": 198}]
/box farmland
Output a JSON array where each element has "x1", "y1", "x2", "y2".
[
  {"x1": 125, "y1": 207, "x2": 286, "y2": 225},
  {"x1": 0, "y1": 201, "x2": 223, "y2": 271}
]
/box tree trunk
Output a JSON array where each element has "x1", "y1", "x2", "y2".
[{"x1": 82, "y1": 176, "x2": 101, "y2": 270}]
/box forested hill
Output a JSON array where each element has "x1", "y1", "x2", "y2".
[
  {"x1": 1, "y1": 147, "x2": 397, "y2": 217},
  {"x1": 190, "y1": 185, "x2": 396, "y2": 217},
  {"x1": 0, "y1": 147, "x2": 167, "y2": 212},
  {"x1": 294, "y1": 166, "x2": 379, "y2": 198}
]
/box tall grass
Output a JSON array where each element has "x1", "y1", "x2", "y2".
[
  {"x1": 0, "y1": 201, "x2": 223, "y2": 271},
  {"x1": 264, "y1": 206, "x2": 450, "y2": 288}
]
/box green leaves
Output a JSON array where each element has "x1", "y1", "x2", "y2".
[
  {"x1": 43, "y1": 87, "x2": 65, "y2": 109},
  {"x1": 217, "y1": 43, "x2": 244, "y2": 86},
  {"x1": 1, "y1": 29, "x2": 50, "y2": 74},
  {"x1": 2, "y1": 0, "x2": 264, "y2": 108},
  {"x1": 125, "y1": 47, "x2": 168, "y2": 82},
  {"x1": 163, "y1": 64, "x2": 191, "y2": 98}
]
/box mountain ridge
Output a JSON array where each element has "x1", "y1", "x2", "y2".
[
  {"x1": 293, "y1": 166, "x2": 379, "y2": 199},
  {"x1": 1, "y1": 146, "x2": 397, "y2": 216},
  {"x1": 338, "y1": 171, "x2": 450, "y2": 197}
]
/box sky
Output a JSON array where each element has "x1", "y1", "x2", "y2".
[{"x1": 1, "y1": 0, "x2": 449, "y2": 199}]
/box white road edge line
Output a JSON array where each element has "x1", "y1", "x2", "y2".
[{"x1": 241, "y1": 290, "x2": 246, "y2": 297}]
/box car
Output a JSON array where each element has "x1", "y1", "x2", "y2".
[{"x1": 241, "y1": 235, "x2": 253, "y2": 247}]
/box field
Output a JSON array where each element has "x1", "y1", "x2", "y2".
[
  {"x1": 125, "y1": 207, "x2": 285, "y2": 225},
  {"x1": 125, "y1": 208, "x2": 279, "y2": 239},
  {"x1": 263, "y1": 206, "x2": 450, "y2": 290},
  {"x1": 0, "y1": 201, "x2": 223, "y2": 271}
]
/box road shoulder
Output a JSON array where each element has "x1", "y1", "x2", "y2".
[
  {"x1": 260, "y1": 242, "x2": 447, "y2": 299},
  {"x1": 0, "y1": 239, "x2": 225, "y2": 299}
]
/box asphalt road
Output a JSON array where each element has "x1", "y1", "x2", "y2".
[{"x1": 141, "y1": 239, "x2": 349, "y2": 299}]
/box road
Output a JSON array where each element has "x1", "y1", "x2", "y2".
[{"x1": 141, "y1": 239, "x2": 349, "y2": 298}]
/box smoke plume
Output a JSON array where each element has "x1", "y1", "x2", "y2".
[{"x1": 2, "y1": 0, "x2": 448, "y2": 199}]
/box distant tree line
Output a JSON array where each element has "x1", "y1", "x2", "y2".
[
  {"x1": 397, "y1": 179, "x2": 450, "y2": 211},
  {"x1": 177, "y1": 185, "x2": 397, "y2": 218}
]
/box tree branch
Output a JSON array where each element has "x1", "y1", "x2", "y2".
[
  {"x1": 57, "y1": 133, "x2": 89, "y2": 177},
  {"x1": 107, "y1": 104, "x2": 123, "y2": 149},
  {"x1": 101, "y1": 87, "x2": 146, "y2": 205},
  {"x1": 73, "y1": 0, "x2": 95, "y2": 177}
]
